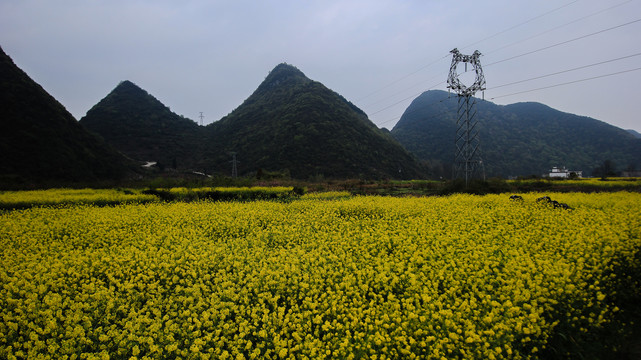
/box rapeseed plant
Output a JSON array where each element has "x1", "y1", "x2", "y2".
[{"x1": 0, "y1": 193, "x2": 638, "y2": 359}]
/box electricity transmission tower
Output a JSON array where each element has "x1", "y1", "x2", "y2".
[
  {"x1": 199, "y1": 112, "x2": 204, "y2": 126},
  {"x1": 447, "y1": 48, "x2": 486, "y2": 186},
  {"x1": 229, "y1": 152, "x2": 238, "y2": 178}
]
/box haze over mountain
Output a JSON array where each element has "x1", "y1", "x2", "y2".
[
  {"x1": 79, "y1": 80, "x2": 201, "y2": 170},
  {"x1": 0, "y1": 46, "x2": 131, "y2": 185},
  {"x1": 391, "y1": 90, "x2": 641, "y2": 178}
]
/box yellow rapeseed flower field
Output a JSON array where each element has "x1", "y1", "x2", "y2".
[
  {"x1": 0, "y1": 188, "x2": 156, "y2": 210},
  {"x1": 0, "y1": 192, "x2": 639, "y2": 359}
]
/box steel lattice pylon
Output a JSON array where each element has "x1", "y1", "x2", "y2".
[
  {"x1": 230, "y1": 152, "x2": 238, "y2": 178},
  {"x1": 447, "y1": 48, "x2": 486, "y2": 185}
]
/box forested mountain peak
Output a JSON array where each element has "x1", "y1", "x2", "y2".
[
  {"x1": 79, "y1": 80, "x2": 200, "y2": 169},
  {"x1": 76, "y1": 63, "x2": 424, "y2": 179},
  {"x1": 105, "y1": 80, "x2": 157, "y2": 103},
  {"x1": 257, "y1": 63, "x2": 310, "y2": 91},
  {"x1": 391, "y1": 90, "x2": 641, "y2": 177},
  {"x1": 199, "y1": 63, "x2": 425, "y2": 179},
  {"x1": 0, "y1": 46, "x2": 131, "y2": 184},
  {"x1": 83, "y1": 80, "x2": 182, "y2": 120},
  {"x1": 113, "y1": 80, "x2": 145, "y2": 93}
]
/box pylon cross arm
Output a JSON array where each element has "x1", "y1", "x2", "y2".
[{"x1": 447, "y1": 48, "x2": 486, "y2": 97}]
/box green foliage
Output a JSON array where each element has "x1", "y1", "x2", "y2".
[
  {"x1": 437, "y1": 178, "x2": 512, "y2": 196},
  {"x1": 143, "y1": 186, "x2": 302, "y2": 203},
  {"x1": 0, "y1": 188, "x2": 156, "y2": 210},
  {"x1": 391, "y1": 90, "x2": 641, "y2": 178},
  {"x1": 0, "y1": 46, "x2": 133, "y2": 185},
  {"x1": 0, "y1": 186, "x2": 305, "y2": 210},
  {"x1": 593, "y1": 159, "x2": 619, "y2": 179},
  {"x1": 75, "y1": 64, "x2": 426, "y2": 181},
  {"x1": 79, "y1": 80, "x2": 201, "y2": 170},
  {"x1": 200, "y1": 63, "x2": 427, "y2": 180},
  {"x1": 340, "y1": 178, "x2": 641, "y2": 196}
]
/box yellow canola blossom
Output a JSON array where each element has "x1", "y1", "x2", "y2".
[
  {"x1": 167, "y1": 186, "x2": 294, "y2": 195},
  {"x1": 0, "y1": 192, "x2": 639, "y2": 359},
  {"x1": 0, "y1": 188, "x2": 156, "y2": 209}
]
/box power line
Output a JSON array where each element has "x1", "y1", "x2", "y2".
[
  {"x1": 460, "y1": 0, "x2": 580, "y2": 51},
  {"x1": 490, "y1": 52, "x2": 641, "y2": 90},
  {"x1": 375, "y1": 94, "x2": 452, "y2": 127},
  {"x1": 361, "y1": 1, "x2": 583, "y2": 105},
  {"x1": 370, "y1": 91, "x2": 428, "y2": 117},
  {"x1": 485, "y1": 18, "x2": 641, "y2": 67},
  {"x1": 370, "y1": 3, "x2": 634, "y2": 119},
  {"x1": 362, "y1": 71, "x2": 445, "y2": 108},
  {"x1": 369, "y1": 81, "x2": 446, "y2": 116},
  {"x1": 485, "y1": 0, "x2": 634, "y2": 56},
  {"x1": 364, "y1": 1, "x2": 613, "y2": 121},
  {"x1": 490, "y1": 67, "x2": 641, "y2": 100},
  {"x1": 368, "y1": 4, "x2": 641, "y2": 124},
  {"x1": 356, "y1": 54, "x2": 449, "y2": 102},
  {"x1": 368, "y1": 5, "x2": 640, "y2": 128},
  {"x1": 377, "y1": 63, "x2": 641, "y2": 126}
]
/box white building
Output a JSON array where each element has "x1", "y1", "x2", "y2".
[{"x1": 548, "y1": 166, "x2": 582, "y2": 179}]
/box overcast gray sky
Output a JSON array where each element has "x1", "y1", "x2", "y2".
[{"x1": 2, "y1": 0, "x2": 640, "y2": 132}]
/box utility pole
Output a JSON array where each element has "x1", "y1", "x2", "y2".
[
  {"x1": 199, "y1": 112, "x2": 204, "y2": 126},
  {"x1": 447, "y1": 48, "x2": 486, "y2": 186}
]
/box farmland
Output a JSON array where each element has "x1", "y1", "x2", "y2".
[{"x1": 0, "y1": 191, "x2": 640, "y2": 359}]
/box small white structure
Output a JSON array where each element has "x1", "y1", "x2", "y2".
[{"x1": 548, "y1": 166, "x2": 582, "y2": 179}]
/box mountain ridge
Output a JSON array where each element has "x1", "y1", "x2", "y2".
[
  {"x1": 77, "y1": 63, "x2": 425, "y2": 179},
  {"x1": 200, "y1": 63, "x2": 425, "y2": 179},
  {"x1": 627, "y1": 129, "x2": 641, "y2": 139},
  {"x1": 5, "y1": 42, "x2": 638, "y2": 183},
  {"x1": 0, "y1": 45, "x2": 132, "y2": 185},
  {"x1": 391, "y1": 90, "x2": 641, "y2": 177},
  {"x1": 79, "y1": 80, "x2": 201, "y2": 170}
]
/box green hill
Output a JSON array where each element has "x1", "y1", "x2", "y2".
[
  {"x1": 200, "y1": 63, "x2": 425, "y2": 179},
  {"x1": 79, "y1": 80, "x2": 201, "y2": 170},
  {"x1": 391, "y1": 90, "x2": 641, "y2": 178},
  {"x1": 0, "y1": 46, "x2": 131, "y2": 186},
  {"x1": 627, "y1": 129, "x2": 641, "y2": 139}
]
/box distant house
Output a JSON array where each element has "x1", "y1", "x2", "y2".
[{"x1": 548, "y1": 166, "x2": 582, "y2": 179}]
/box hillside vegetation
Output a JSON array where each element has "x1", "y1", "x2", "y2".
[
  {"x1": 79, "y1": 64, "x2": 425, "y2": 180},
  {"x1": 391, "y1": 90, "x2": 641, "y2": 178},
  {"x1": 0, "y1": 46, "x2": 132, "y2": 185},
  {"x1": 80, "y1": 80, "x2": 201, "y2": 171},
  {"x1": 200, "y1": 64, "x2": 425, "y2": 179},
  {"x1": 3, "y1": 42, "x2": 640, "y2": 186}
]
